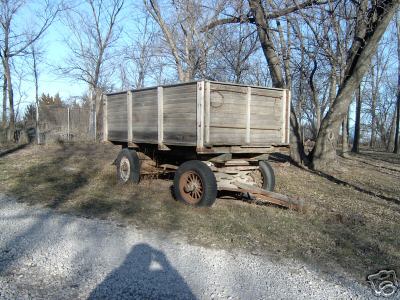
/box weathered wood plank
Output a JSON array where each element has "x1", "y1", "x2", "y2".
[
  {"x1": 127, "y1": 91, "x2": 133, "y2": 142},
  {"x1": 157, "y1": 87, "x2": 164, "y2": 147},
  {"x1": 196, "y1": 81, "x2": 205, "y2": 149},
  {"x1": 246, "y1": 86, "x2": 251, "y2": 145}
]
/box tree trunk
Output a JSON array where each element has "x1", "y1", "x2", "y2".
[
  {"x1": 4, "y1": 57, "x2": 14, "y2": 139},
  {"x1": 249, "y1": 0, "x2": 306, "y2": 164},
  {"x1": 342, "y1": 112, "x2": 349, "y2": 155},
  {"x1": 395, "y1": 12, "x2": 400, "y2": 154},
  {"x1": 388, "y1": 110, "x2": 396, "y2": 151},
  {"x1": 394, "y1": 92, "x2": 400, "y2": 153},
  {"x1": 311, "y1": 1, "x2": 398, "y2": 170},
  {"x1": 2, "y1": 75, "x2": 6, "y2": 129},
  {"x1": 370, "y1": 66, "x2": 377, "y2": 148},
  {"x1": 352, "y1": 85, "x2": 362, "y2": 153},
  {"x1": 32, "y1": 47, "x2": 40, "y2": 144}
]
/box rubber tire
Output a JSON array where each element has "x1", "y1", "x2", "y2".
[
  {"x1": 173, "y1": 160, "x2": 217, "y2": 207},
  {"x1": 116, "y1": 148, "x2": 140, "y2": 184},
  {"x1": 259, "y1": 160, "x2": 275, "y2": 191}
]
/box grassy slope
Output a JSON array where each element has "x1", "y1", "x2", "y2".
[{"x1": 0, "y1": 142, "x2": 399, "y2": 283}]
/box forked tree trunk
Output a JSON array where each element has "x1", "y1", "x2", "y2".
[
  {"x1": 352, "y1": 85, "x2": 362, "y2": 153},
  {"x1": 311, "y1": 1, "x2": 398, "y2": 170},
  {"x1": 249, "y1": 0, "x2": 307, "y2": 164}
]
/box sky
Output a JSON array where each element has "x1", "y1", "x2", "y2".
[{"x1": 15, "y1": 1, "x2": 145, "y2": 112}]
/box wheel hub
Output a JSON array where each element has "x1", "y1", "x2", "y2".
[
  {"x1": 120, "y1": 157, "x2": 130, "y2": 182},
  {"x1": 179, "y1": 171, "x2": 204, "y2": 204}
]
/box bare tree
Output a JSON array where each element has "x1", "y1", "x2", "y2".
[
  {"x1": 61, "y1": 0, "x2": 125, "y2": 139},
  {"x1": 0, "y1": 0, "x2": 60, "y2": 139},
  {"x1": 144, "y1": 0, "x2": 226, "y2": 82},
  {"x1": 311, "y1": 0, "x2": 398, "y2": 170},
  {"x1": 121, "y1": 12, "x2": 157, "y2": 89},
  {"x1": 352, "y1": 85, "x2": 362, "y2": 153}
]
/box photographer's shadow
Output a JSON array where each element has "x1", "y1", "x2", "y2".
[{"x1": 88, "y1": 243, "x2": 196, "y2": 300}]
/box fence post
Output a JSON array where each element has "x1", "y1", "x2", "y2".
[
  {"x1": 36, "y1": 102, "x2": 40, "y2": 144},
  {"x1": 67, "y1": 107, "x2": 70, "y2": 141}
]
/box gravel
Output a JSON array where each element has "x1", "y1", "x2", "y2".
[{"x1": 0, "y1": 194, "x2": 374, "y2": 299}]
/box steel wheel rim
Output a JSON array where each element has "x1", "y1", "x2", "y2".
[
  {"x1": 179, "y1": 171, "x2": 204, "y2": 204},
  {"x1": 120, "y1": 157, "x2": 130, "y2": 182}
]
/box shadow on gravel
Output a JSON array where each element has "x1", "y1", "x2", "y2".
[{"x1": 88, "y1": 243, "x2": 196, "y2": 299}]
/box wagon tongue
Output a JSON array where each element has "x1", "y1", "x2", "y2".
[{"x1": 233, "y1": 182, "x2": 304, "y2": 211}]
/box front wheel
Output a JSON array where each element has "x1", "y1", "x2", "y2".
[
  {"x1": 173, "y1": 160, "x2": 217, "y2": 207},
  {"x1": 116, "y1": 148, "x2": 140, "y2": 183}
]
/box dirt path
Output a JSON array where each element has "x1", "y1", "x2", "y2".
[{"x1": 0, "y1": 195, "x2": 374, "y2": 299}]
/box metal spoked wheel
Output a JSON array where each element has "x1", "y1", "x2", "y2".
[
  {"x1": 179, "y1": 171, "x2": 204, "y2": 205},
  {"x1": 173, "y1": 160, "x2": 217, "y2": 207},
  {"x1": 119, "y1": 157, "x2": 131, "y2": 182}
]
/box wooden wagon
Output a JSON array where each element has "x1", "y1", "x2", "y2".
[{"x1": 104, "y1": 80, "x2": 294, "y2": 208}]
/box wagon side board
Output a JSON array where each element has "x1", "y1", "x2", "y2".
[{"x1": 105, "y1": 81, "x2": 290, "y2": 152}]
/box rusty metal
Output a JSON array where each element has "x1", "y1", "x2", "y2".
[
  {"x1": 179, "y1": 171, "x2": 204, "y2": 205},
  {"x1": 231, "y1": 182, "x2": 304, "y2": 211}
]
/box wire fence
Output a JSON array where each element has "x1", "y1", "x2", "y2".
[{"x1": 37, "y1": 105, "x2": 95, "y2": 143}]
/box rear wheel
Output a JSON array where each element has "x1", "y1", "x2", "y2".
[
  {"x1": 116, "y1": 148, "x2": 140, "y2": 183},
  {"x1": 258, "y1": 160, "x2": 275, "y2": 191},
  {"x1": 173, "y1": 160, "x2": 217, "y2": 207}
]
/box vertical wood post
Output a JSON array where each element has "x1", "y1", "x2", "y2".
[
  {"x1": 196, "y1": 81, "x2": 205, "y2": 150},
  {"x1": 281, "y1": 89, "x2": 287, "y2": 144},
  {"x1": 204, "y1": 81, "x2": 211, "y2": 145},
  {"x1": 103, "y1": 95, "x2": 108, "y2": 142},
  {"x1": 246, "y1": 86, "x2": 252, "y2": 144},
  {"x1": 127, "y1": 91, "x2": 133, "y2": 142},
  {"x1": 36, "y1": 102, "x2": 40, "y2": 144},
  {"x1": 286, "y1": 90, "x2": 291, "y2": 144},
  {"x1": 157, "y1": 87, "x2": 164, "y2": 148}
]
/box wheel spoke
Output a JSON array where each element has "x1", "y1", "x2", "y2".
[{"x1": 179, "y1": 171, "x2": 204, "y2": 204}]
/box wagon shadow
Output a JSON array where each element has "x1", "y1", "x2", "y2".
[{"x1": 88, "y1": 243, "x2": 196, "y2": 299}]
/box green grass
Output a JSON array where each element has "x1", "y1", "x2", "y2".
[{"x1": 0, "y1": 142, "x2": 399, "y2": 283}]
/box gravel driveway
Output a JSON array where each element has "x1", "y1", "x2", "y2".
[{"x1": 0, "y1": 195, "x2": 373, "y2": 299}]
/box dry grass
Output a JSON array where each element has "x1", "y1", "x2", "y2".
[{"x1": 0, "y1": 142, "x2": 399, "y2": 283}]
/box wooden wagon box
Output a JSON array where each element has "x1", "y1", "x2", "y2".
[{"x1": 104, "y1": 81, "x2": 290, "y2": 153}]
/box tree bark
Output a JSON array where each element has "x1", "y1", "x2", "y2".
[
  {"x1": 370, "y1": 65, "x2": 377, "y2": 148},
  {"x1": 32, "y1": 47, "x2": 40, "y2": 144},
  {"x1": 311, "y1": 0, "x2": 398, "y2": 170},
  {"x1": 341, "y1": 111, "x2": 349, "y2": 155},
  {"x1": 4, "y1": 56, "x2": 14, "y2": 138},
  {"x1": 249, "y1": 0, "x2": 306, "y2": 164},
  {"x1": 2, "y1": 74, "x2": 6, "y2": 129},
  {"x1": 395, "y1": 12, "x2": 400, "y2": 154},
  {"x1": 352, "y1": 85, "x2": 362, "y2": 153}
]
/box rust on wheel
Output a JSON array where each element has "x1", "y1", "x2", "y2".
[{"x1": 179, "y1": 171, "x2": 204, "y2": 205}]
